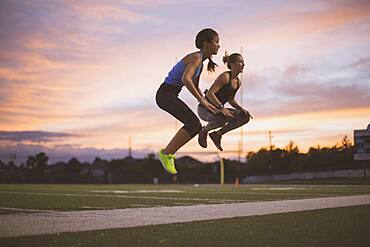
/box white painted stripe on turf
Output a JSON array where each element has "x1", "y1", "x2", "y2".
[
  {"x1": 0, "y1": 207, "x2": 56, "y2": 213},
  {"x1": 0, "y1": 194, "x2": 369, "y2": 238},
  {"x1": 0, "y1": 191, "x2": 247, "y2": 203},
  {"x1": 90, "y1": 189, "x2": 184, "y2": 193},
  {"x1": 0, "y1": 190, "x2": 340, "y2": 199}
]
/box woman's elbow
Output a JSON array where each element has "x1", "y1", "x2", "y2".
[
  {"x1": 206, "y1": 90, "x2": 216, "y2": 99},
  {"x1": 182, "y1": 77, "x2": 192, "y2": 87}
]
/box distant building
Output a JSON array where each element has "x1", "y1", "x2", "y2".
[{"x1": 354, "y1": 124, "x2": 370, "y2": 161}]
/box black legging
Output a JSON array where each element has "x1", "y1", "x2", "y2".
[{"x1": 156, "y1": 82, "x2": 202, "y2": 138}]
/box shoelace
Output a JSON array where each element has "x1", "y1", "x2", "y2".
[{"x1": 168, "y1": 154, "x2": 176, "y2": 160}]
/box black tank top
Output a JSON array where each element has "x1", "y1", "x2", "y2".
[{"x1": 207, "y1": 71, "x2": 239, "y2": 105}]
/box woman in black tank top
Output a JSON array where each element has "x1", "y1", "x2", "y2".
[{"x1": 197, "y1": 53, "x2": 253, "y2": 151}]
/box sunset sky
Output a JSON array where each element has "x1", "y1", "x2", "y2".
[{"x1": 0, "y1": 0, "x2": 369, "y2": 163}]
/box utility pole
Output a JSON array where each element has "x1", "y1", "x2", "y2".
[
  {"x1": 268, "y1": 130, "x2": 273, "y2": 151},
  {"x1": 128, "y1": 136, "x2": 132, "y2": 158},
  {"x1": 9, "y1": 153, "x2": 16, "y2": 165},
  {"x1": 9, "y1": 153, "x2": 16, "y2": 161}
]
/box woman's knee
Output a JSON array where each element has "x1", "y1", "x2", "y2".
[
  {"x1": 241, "y1": 114, "x2": 250, "y2": 124},
  {"x1": 233, "y1": 112, "x2": 250, "y2": 125},
  {"x1": 184, "y1": 119, "x2": 202, "y2": 138}
]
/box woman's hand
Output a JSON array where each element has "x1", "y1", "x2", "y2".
[
  {"x1": 220, "y1": 108, "x2": 234, "y2": 119},
  {"x1": 199, "y1": 97, "x2": 219, "y2": 114}
]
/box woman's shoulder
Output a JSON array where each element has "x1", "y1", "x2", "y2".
[
  {"x1": 217, "y1": 71, "x2": 230, "y2": 81},
  {"x1": 182, "y1": 51, "x2": 202, "y2": 65},
  {"x1": 212, "y1": 71, "x2": 230, "y2": 86}
]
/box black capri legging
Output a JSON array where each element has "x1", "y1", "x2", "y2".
[{"x1": 156, "y1": 82, "x2": 202, "y2": 138}]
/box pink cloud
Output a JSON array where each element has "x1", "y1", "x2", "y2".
[
  {"x1": 64, "y1": 0, "x2": 163, "y2": 24},
  {"x1": 222, "y1": 0, "x2": 370, "y2": 48},
  {"x1": 348, "y1": 57, "x2": 370, "y2": 70}
]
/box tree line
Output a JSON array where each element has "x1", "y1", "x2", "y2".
[{"x1": 0, "y1": 136, "x2": 367, "y2": 184}]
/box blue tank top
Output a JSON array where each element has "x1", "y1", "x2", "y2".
[{"x1": 164, "y1": 53, "x2": 204, "y2": 88}]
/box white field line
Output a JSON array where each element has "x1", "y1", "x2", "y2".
[
  {"x1": 0, "y1": 207, "x2": 56, "y2": 213},
  {"x1": 0, "y1": 191, "x2": 247, "y2": 203},
  {"x1": 0, "y1": 189, "x2": 345, "y2": 198},
  {"x1": 191, "y1": 191, "x2": 339, "y2": 197},
  {"x1": 0, "y1": 195, "x2": 369, "y2": 238},
  {"x1": 129, "y1": 204, "x2": 161, "y2": 208},
  {"x1": 81, "y1": 206, "x2": 116, "y2": 210},
  {"x1": 90, "y1": 189, "x2": 185, "y2": 193}
]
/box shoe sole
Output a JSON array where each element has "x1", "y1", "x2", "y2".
[{"x1": 160, "y1": 161, "x2": 177, "y2": 174}]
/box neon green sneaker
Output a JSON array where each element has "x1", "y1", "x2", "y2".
[{"x1": 159, "y1": 149, "x2": 177, "y2": 174}]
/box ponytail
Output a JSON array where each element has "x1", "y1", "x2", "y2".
[
  {"x1": 207, "y1": 57, "x2": 217, "y2": 72},
  {"x1": 223, "y1": 51, "x2": 242, "y2": 70},
  {"x1": 223, "y1": 51, "x2": 230, "y2": 65}
]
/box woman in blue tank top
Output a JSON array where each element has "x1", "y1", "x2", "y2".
[{"x1": 156, "y1": 28, "x2": 220, "y2": 174}]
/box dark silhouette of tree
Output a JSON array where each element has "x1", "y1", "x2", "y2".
[
  {"x1": 35, "y1": 152, "x2": 48, "y2": 171},
  {"x1": 93, "y1": 157, "x2": 102, "y2": 164},
  {"x1": 7, "y1": 160, "x2": 17, "y2": 170},
  {"x1": 26, "y1": 155, "x2": 36, "y2": 169},
  {"x1": 285, "y1": 140, "x2": 299, "y2": 154},
  {"x1": 145, "y1": 153, "x2": 156, "y2": 160},
  {"x1": 340, "y1": 135, "x2": 351, "y2": 150},
  {"x1": 67, "y1": 157, "x2": 83, "y2": 173}
]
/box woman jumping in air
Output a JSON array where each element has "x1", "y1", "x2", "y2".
[
  {"x1": 156, "y1": 28, "x2": 220, "y2": 174},
  {"x1": 197, "y1": 52, "x2": 252, "y2": 151}
]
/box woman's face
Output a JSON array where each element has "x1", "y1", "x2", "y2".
[
  {"x1": 231, "y1": 56, "x2": 245, "y2": 73},
  {"x1": 205, "y1": 35, "x2": 220, "y2": 55}
]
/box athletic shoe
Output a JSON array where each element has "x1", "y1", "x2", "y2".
[
  {"x1": 198, "y1": 128, "x2": 208, "y2": 148},
  {"x1": 159, "y1": 149, "x2": 177, "y2": 174},
  {"x1": 209, "y1": 132, "x2": 223, "y2": 151}
]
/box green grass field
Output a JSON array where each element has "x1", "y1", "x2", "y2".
[
  {"x1": 1, "y1": 183, "x2": 370, "y2": 212},
  {"x1": 1, "y1": 183, "x2": 370, "y2": 246}
]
